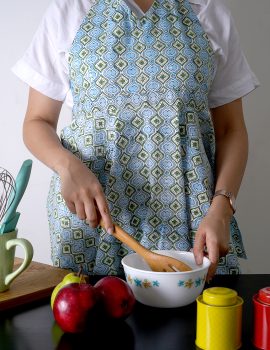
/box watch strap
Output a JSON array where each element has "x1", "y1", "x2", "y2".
[{"x1": 212, "y1": 189, "x2": 236, "y2": 214}]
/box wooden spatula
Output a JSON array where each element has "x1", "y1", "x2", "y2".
[{"x1": 99, "y1": 219, "x2": 192, "y2": 272}]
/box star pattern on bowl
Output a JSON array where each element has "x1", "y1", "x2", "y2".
[{"x1": 126, "y1": 274, "x2": 206, "y2": 289}]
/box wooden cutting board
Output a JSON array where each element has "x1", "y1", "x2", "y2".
[{"x1": 0, "y1": 258, "x2": 70, "y2": 311}]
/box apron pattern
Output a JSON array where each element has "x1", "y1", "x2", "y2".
[{"x1": 47, "y1": 0, "x2": 246, "y2": 275}]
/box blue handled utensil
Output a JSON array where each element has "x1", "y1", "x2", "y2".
[
  {"x1": 0, "y1": 212, "x2": 21, "y2": 234},
  {"x1": 0, "y1": 160, "x2": 32, "y2": 234}
]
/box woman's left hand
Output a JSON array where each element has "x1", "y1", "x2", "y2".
[
  {"x1": 193, "y1": 205, "x2": 232, "y2": 282},
  {"x1": 196, "y1": 98, "x2": 248, "y2": 281}
]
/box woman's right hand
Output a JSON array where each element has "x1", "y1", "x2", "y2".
[
  {"x1": 58, "y1": 155, "x2": 114, "y2": 234},
  {"x1": 58, "y1": 155, "x2": 114, "y2": 233}
]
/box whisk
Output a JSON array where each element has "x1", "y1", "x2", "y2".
[{"x1": 0, "y1": 167, "x2": 16, "y2": 223}]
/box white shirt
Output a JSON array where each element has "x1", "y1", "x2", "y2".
[{"x1": 12, "y1": 0, "x2": 259, "y2": 108}]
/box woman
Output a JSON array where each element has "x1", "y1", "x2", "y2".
[{"x1": 12, "y1": 0, "x2": 259, "y2": 280}]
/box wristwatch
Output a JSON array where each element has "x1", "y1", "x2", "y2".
[{"x1": 212, "y1": 189, "x2": 236, "y2": 214}]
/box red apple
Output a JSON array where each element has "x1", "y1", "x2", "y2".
[
  {"x1": 53, "y1": 283, "x2": 98, "y2": 333},
  {"x1": 94, "y1": 276, "x2": 136, "y2": 319},
  {"x1": 51, "y1": 272, "x2": 87, "y2": 309}
]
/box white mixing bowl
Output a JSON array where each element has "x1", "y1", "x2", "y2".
[{"x1": 122, "y1": 250, "x2": 210, "y2": 308}]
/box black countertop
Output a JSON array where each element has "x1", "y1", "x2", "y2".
[{"x1": 1, "y1": 274, "x2": 269, "y2": 350}]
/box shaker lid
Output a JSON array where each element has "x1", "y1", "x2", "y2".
[
  {"x1": 258, "y1": 287, "x2": 270, "y2": 305},
  {"x1": 203, "y1": 287, "x2": 238, "y2": 306}
]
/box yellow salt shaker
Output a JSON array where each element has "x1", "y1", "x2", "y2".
[{"x1": 195, "y1": 287, "x2": 243, "y2": 350}]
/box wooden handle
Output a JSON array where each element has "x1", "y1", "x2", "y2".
[{"x1": 99, "y1": 219, "x2": 148, "y2": 257}]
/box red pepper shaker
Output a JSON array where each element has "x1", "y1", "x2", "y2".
[{"x1": 253, "y1": 287, "x2": 270, "y2": 349}]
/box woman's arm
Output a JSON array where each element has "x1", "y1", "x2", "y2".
[
  {"x1": 193, "y1": 98, "x2": 248, "y2": 280},
  {"x1": 211, "y1": 98, "x2": 248, "y2": 200},
  {"x1": 23, "y1": 87, "x2": 114, "y2": 232}
]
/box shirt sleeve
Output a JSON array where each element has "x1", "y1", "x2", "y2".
[
  {"x1": 11, "y1": 0, "x2": 70, "y2": 101},
  {"x1": 204, "y1": 0, "x2": 260, "y2": 108}
]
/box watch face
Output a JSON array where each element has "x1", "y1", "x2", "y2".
[
  {"x1": 230, "y1": 198, "x2": 236, "y2": 213},
  {"x1": 226, "y1": 193, "x2": 236, "y2": 213}
]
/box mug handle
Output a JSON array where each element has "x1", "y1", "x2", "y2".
[{"x1": 5, "y1": 238, "x2": 33, "y2": 286}]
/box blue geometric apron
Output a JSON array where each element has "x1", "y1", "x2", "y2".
[{"x1": 47, "y1": 0, "x2": 246, "y2": 275}]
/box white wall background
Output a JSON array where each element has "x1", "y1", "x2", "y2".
[{"x1": 0, "y1": 0, "x2": 269, "y2": 272}]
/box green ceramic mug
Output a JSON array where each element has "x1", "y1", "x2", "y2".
[{"x1": 0, "y1": 229, "x2": 33, "y2": 292}]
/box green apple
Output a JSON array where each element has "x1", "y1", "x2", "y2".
[{"x1": 50, "y1": 271, "x2": 87, "y2": 309}]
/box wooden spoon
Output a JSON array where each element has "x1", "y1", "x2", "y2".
[{"x1": 99, "y1": 219, "x2": 192, "y2": 272}]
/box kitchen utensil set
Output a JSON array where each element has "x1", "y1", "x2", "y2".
[{"x1": 0, "y1": 160, "x2": 32, "y2": 234}]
